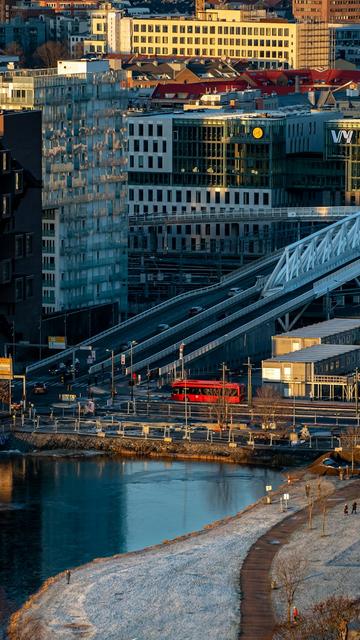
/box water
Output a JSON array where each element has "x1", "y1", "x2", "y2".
[{"x1": 0, "y1": 453, "x2": 282, "y2": 612}]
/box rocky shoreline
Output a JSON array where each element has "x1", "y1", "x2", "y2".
[{"x1": 9, "y1": 430, "x2": 321, "y2": 468}]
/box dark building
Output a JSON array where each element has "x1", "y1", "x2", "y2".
[{"x1": 0, "y1": 109, "x2": 42, "y2": 356}]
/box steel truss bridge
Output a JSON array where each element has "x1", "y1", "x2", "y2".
[{"x1": 27, "y1": 211, "x2": 360, "y2": 380}]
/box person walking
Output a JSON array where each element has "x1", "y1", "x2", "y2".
[
  {"x1": 66, "y1": 570, "x2": 71, "y2": 584},
  {"x1": 351, "y1": 501, "x2": 357, "y2": 514},
  {"x1": 344, "y1": 503, "x2": 349, "y2": 516}
]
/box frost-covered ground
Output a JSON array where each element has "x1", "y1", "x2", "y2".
[
  {"x1": 12, "y1": 477, "x2": 336, "y2": 640},
  {"x1": 271, "y1": 487, "x2": 360, "y2": 621}
]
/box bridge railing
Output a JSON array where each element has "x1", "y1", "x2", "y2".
[{"x1": 26, "y1": 252, "x2": 278, "y2": 375}]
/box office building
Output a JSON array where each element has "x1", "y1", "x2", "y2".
[
  {"x1": 127, "y1": 109, "x2": 339, "y2": 218},
  {"x1": 84, "y1": 6, "x2": 331, "y2": 69},
  {"x1": 293, "y1": 0, "x2": 360, "y2": 24},
  {"x1": 0, "y1": 59, "x2": 128, "y2": 314},
  {"x1": 272, "y1": 318, "x2": 360, "y2": 356},
  {"x1": 0, "y1": 110, "x2": 42, "y2": 350}
]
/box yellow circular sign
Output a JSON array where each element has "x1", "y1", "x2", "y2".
[{"x1": 252, "y1": 127, "x2": 264, "y2": 139}]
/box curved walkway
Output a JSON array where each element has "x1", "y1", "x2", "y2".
[{"x1": 239, "y1": 480, "x2": 360, "y2": 640}]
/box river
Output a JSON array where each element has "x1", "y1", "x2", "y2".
[{"x1": 0, "y1": 452, "x2": 282, "y2": 615}]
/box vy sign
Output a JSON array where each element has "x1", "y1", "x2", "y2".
[{"x1": 330, "y1": 129, "x2": 354, "y2": 144}]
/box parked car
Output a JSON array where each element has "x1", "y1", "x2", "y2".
[
  {"x1": 32, "y1": 382, "x2": 47, "y2": 395},
  {"x1": 188, "y1": 306, "x2": 204, "y2": 317},
  {"x1": 228, "y1": 287, "x2": 243, "y2": 297}
]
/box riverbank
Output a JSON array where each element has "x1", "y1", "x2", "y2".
[
  {"x1": 9, "y1": 470, "x2": 338, "y2": 640},
  {"x1": 9, "y1": 431, "x2": 320, "y2": 468}
]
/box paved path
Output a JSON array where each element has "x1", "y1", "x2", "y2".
[{"x1": 239, "y1": 480, "x2": 360, "y2": 640}]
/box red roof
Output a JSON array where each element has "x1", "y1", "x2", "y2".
[{"x1": 151, "y1": 69, "x2": 360, "y2": 100}]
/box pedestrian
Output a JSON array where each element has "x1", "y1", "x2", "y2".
[
  {"x1": 344, "y1": 503, "x2": 349, "y2": 515},
  {"x1": 292, "y1": 606, "x2": 299, "y2": 624},
  {"x1": 66, "y1": 570, "x2": 71, "y2": 584},
  {"x1": 351, "y1": 501, "x2": 357, "y2": 514}
]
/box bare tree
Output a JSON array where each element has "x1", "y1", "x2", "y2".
[
  {"x1": 274, "y1": 550, "x2": 308, "y2": 624},
  {"x1": 341, "y1": 425, "x2": 360, "y2": 473},
  {"x1": 0, "y1": 381, "x2": 9, "y2": 406},
  {"x1": 211, "y1": 388, "x2": 229, "y2": 431},
  {"x1": 273, "y1": 595, "x2": 360, "y2": 640},
  {"x1": 254, "y1": 385, "x2": 284, "y2": 430},
  {"x1": 33, "y1": 41, "x2": 69, "y2": 68}
]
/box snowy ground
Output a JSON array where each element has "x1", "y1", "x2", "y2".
[
  {"x1": 271, "y1": 485, "x2": 360, "y2": 622},
  {"x1": 12, "y1": 477, "x2": 340, "y2": 640}
]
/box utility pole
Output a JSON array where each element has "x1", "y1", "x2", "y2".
[
  {"x1": 356, "y1": 367, "x2": 359, "y2": 421},
  {"x1": 220, "y1": 362, "x2": 229, "y2": 429},
  {"x1": 247, "y1": 357, "x2": 253, "y2": 408},
  {"x1": 147, "y1": 365, "x2": 150, "y2": 403},
  {"x1": 179, "y1": 343, "x2": 185, "y2": 380}
]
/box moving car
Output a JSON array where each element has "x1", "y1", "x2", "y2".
[
  {"x1": 157, "y1": 323, "x2": 170, "y2": 332},
  {"x1": 49, "y1": 362, "x2": 66, "y2": 376},
  {"x1": 228, "y1": 287, "x2": 243, "y2": 297},
  {"x1": 32, "y1": 382, "x2": 47, "y2": 394},
  {"x1": 188, "y1": 306, "x2": 204, "y2": 317}
]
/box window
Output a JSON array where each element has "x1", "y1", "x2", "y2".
[
  {"x1": 138, "y1": 156, "x2": 144, "y2": 168},
  {"x1": 26, "y1": 276, "x2": 34, "y2": 298},
  {"x1": 157, "y1": 157, "x2": 163, "y2": 169},
  {"x1": 153, "y1": 141, "x2": 158, "y2": 152},
  {"x1": 156, "y1": 189, "x2": 163, "y2": 202},
  {"x1": 15, "y1": 278, "x2": 23, "y2": 301},
  {"x1": 25, "y1": 233, "x2": 33, "y2": 255},
  {"x1": 129, "y1": 123, "x2": 134, "y2": 136},
  {"x1": 148, "y1": 124, "x2": 153, "y2": 136},
  {"x1": 143, "y1": 140, "x2": 148, "y2": 152},
  {"x1": 157, "y1": 124, "x2": 163, "y2": 137},
  {"x1": 134, "y1": 139, "x2": 140, "y2": 152},
  {"x1": 148, "y1": 156, "x2": 153, "y2": 168},
  {"x1": 138, "y1": 123, "x2": 144, "y2": 136},
  {"x1": 15, "y1": 235, "x2": 23, "y2": 258},
  {"x1": 162, "y1": 140, "x2": 167, "y2": 153}
]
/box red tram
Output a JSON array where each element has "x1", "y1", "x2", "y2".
[{"x1": 171, "y1": 379, "x2": 245, "y2": 404}]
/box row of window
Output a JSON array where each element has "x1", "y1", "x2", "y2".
[
  {"x1": 132, "y1": 138, "x2": 167, "y2": 153},
  {"x1": 133, "y1": 22, "x2": 291, "y2": 36},
  {"x1": 15, "y1": 276, "x2": 34, "y2": 302},
  {"x1": 128, "y1": 188, "x2": 270, "y2": 206},
  {"x1": 15, "y1": 234, "x2": 33, "y2": 259},
  {"x1": 128, "y1": 122, "x2": 163, "y2": 137},
  {"x1": 133, "y1": 35, "x2": 289, "y2": 47},
  {"x1": 133, "y1": 46, "x2": 290, "y2": 59},
  {"x1": 129, "y1": 155, "x2": 163, "y2": 169},
  {"x1": 130, "y1": 235, "x2": 263, "y2": 254},
  {"x1": 130, "y1": 222, "x2": 268, "y2": 235}
]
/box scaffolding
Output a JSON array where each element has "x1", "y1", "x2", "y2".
[{"x1": 297, "y1": 21, "x2": 331, "y2": 70}]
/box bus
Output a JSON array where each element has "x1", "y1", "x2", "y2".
[{"x1": 171, "y1": 379, "x2": 245, "y2": 404}]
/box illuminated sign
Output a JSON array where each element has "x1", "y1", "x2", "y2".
[
  {"x1": 0, "y1": 357, "x2": 13, "y2": 380},
  {"x1": 252, "y1": 127, "x2": 264, "y2": 140},
  {"x1": 48, "y1": 336, "x2": 66, "y2": 350},
  {"x1": 330, "y1": 130, "x2": 354, "y2": 144}
]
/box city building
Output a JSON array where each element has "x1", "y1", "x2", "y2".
[
  {"x1": 325, "y1": 118, "x2": 360, "y2": 205},
  {"x1": 84, "y1": 6, "x2": 331, "y2": 69},
  {"x1": 0, "y1": 59, "x2": 128, "y2": 315},
  {"x1": 0, "y1": 109, "x2": 42, "y2": 351},
  {"x1": 293, "y1": 0, "x2": 360, "y2": 24},
  {"x1": 262, "y1": 343, "x2": 360, "y2": 397},
  {"x1": 127, "y1": 109, "x2": 340, "y2": 219},
  {"x1": 0, "y1": 16, "x2": 46, "y2": 55},
  {"x1": 333, "y1": 24, "x2": 360, "y2": 68},
  {"x1": 272, "y1": 318, "x2": 360, "y2": 356}
]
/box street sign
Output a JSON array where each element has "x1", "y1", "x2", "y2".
[
  {"x1": 121, "y1": 354, "x2": 126, "y2": 365},
  {"x1": 48, "y1": 336, "x2": 66, "y2": 350},
  {"x1": 0, "y1": 357, "x2": 12, "y2": 380},
  {"x1": 59, "y1": 394, "x2": 77, "y2": 402},
  {"x1": 91, "y1": 350, "x2": 96, "y2": 360},
  {"x1": 283, "y1": 493, "x2": 290, "y2": 501}
]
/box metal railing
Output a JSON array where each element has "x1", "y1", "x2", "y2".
[{"x1": 26, "y1": 252, "x2": 278, "y2": 375}]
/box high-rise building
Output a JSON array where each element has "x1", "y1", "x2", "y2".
[
  {"x1": 0, "y1": 59, "x2": 128, "y2": 315},
  {"x1": 293, "y1": 0, "x2": 360, "y2": 24},
  {"x1": 84, "y1": 7, "x2": 331, "y2": 69},
  {"x1": 0, "y1": 109, "x2": 42, "y2": 349}
]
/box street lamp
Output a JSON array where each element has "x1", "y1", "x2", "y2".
[
  {"x1": 106, "y1": 349, "x2": 115, "y2": 404},
  {"x1": 179, "y1": 343, "x2": 185, "y2": 380},
  {"x1": 130, "y1": 340, "x2": 137, "y2": 402}
]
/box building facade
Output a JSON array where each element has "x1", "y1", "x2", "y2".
[
  {"x1": 127, "y1": 109, "x2": 339, "y2": 219},
  {"x1": 0, "y1": 109, "x2": 42, "y2": 351},
  {"x1": 293, "y1": 0, "x2": 360, "y2": 24},
  {"x1": 0, "y1": 60, "x2": 128, "y2": 314},
  {"x1": 84, "y1": 7, "x2": 331, "y2": 69}
]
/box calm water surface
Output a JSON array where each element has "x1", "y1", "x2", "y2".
[{"x1": 0, "y1": 453, "x2": 282, "y2": 609}]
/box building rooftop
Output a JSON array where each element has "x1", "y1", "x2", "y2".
[
  {"x1": 274, "y1": 318, "x2": 360, "y2": 339},
  {"x1": 269, "y1": 343, "x2": 360, "y2": 363}
]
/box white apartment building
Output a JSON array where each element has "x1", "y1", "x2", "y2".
[
  {"x1": 127, "y1": 109, "x2": 340, "y2": 219},
  {"x1": 0, "y1": 59, "x2": 128, "y2": 314}
]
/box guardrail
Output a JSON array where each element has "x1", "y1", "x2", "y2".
[
  {"x1": 27, "y1": 252, "x2": 277, "y2": 376},
  {"x1": 90, "y1": 282, "x2": 262, "y2": 375},
  {"x1": 161, "y1": 256, "x2": 360, "y2": 374}
]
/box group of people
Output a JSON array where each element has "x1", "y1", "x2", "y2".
[{"x1": 344, "y1": 501, "x2": 357, "y2": 515}]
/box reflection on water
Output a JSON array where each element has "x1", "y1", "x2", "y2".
[{"x1": 0, "y1": 454, "x2": 282, "y2": 611}]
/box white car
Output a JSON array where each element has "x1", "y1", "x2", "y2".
[
  {"x1": 228, "y1": 287, "x2": 243, "y2": 297},
  {"x1": 157, "y1": 323, "x2": 170, "y2": 332}
]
